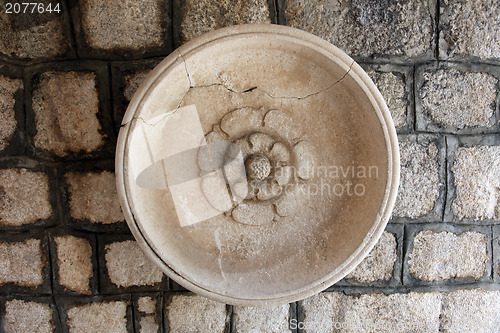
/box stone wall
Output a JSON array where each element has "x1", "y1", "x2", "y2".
[{"x1": 0, "y1": 0, "x2": 499, "y2": 332}]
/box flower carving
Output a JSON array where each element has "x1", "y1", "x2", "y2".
[{"x1": 198, "y1": 107, "x2": 316, "y2": 226}]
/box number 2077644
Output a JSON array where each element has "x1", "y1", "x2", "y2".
[{"x1": 5, "y1": 2, "x2": 61, "y2": 14}]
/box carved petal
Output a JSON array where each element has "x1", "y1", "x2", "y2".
[
  {"x1": 264, "y1": 110, "x2": 301, "y2": 141},
  {"x1": 274, "y1": 183, "x2": 306, "y2": 217},
  {"x1": 201, "y1": 174, "x2": 233, "y2": 212},
  {"x1": 269, "y1": 142, "x2": 290, "y2": 164},
  {"x1": 233, "y1": 138, "x2": 252, "y2": 159},
  {"x1": 197, "y1": 131, "x2": 228, "y2": 171},
  {"x1": 256, "y1": 181, "x2": 281, "y2": 201},
  {"x1": 220, "y1": 107, "x2": 263, "y2": 137},
  {"x1": 232, "y1": 202, "x2": 275, "y2": 226},
  {"x1": 293, "y1": 140, "x2": 315, "y2": 180},
  {"x1": 249, "y1": 133, "x2": 275, "y2": 153},
  {"x1": 273, "y1": 166, "x2": 292, "y2": 186}
]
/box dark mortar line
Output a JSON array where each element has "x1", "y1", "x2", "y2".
[
  {"x1": 44, "y1": 229, "x2": 64, "y2": 330},
  {"x1": 435, "y1": 0, "x2": 440, "y2": 60},
  {"x1": 412, "y1": 64, "x2": 417, "y2": 132},
  {"x1": 94, "y1": 235, "x2": 102, "y2": 295},
  {"x1": 168, "y1": 0, "x2": 175, "y2": 52},
  {"x1": 490, "y1": 225, "x2": 495, "y2": 282},
  {"x1": 130, "y1": 293, "x2": 137, "y2": 333},
  {"x1": 400, "y1": 224, "x2": 407, "y2": 286},
  {"x1": 294, "y1": 301, "x2": 303, "y2": 333},
  {"x1": 226, "y1": 304, "x2": 233, "y2": 333},
  {"x1": 441, "y1": 135, "x2": 449, "y2": 222},
  {"x1": 107, "y1": 62, "x2": 118, "y2": 139},
  {"x1": 273, "y1": 0, "x2": 280, "y2": 24},
  {"x1": 63, "y1": 0, "x2": 79, "y2": 60}
]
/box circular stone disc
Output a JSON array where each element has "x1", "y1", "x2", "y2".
[{"x1": 116, "y1": 24, "x2": 399, "y2": 306}]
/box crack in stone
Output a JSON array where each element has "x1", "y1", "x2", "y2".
[{"x1": 123, "y1": 51, "x2": 354, "y2": 127}]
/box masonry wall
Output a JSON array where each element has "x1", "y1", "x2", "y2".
[{"x1": 0, "y1": 0, "x2": 499, "y2": 332}]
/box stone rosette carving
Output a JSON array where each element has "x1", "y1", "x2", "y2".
[{"x1": 198, "y1": 107, "x2": 316, "y2": 226}]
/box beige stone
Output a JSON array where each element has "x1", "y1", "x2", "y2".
[
  {"x1": 0, "y1": 75, "x2": 22, "y2": 150},
  {"x1": 234, "y1": 304, "x2": 290, "y2": 332},
  {"x1": 105, "y1": 240, "x2": 163, "y2": 287},
  {"x1": 166, "y1": 295, "x2": 227, "y2": 333},
  {"x1": 67, "y1": 301, "x2": 128, "y2": 332},
  {"x1": 302, "y1": 292, "x2": 442, "y2": 332},
  {"x1": 55, "y1": 235, "x2": 92, "y2": 294},
  {"x1": 79, "y1": 0, "x2": 165, "y2": 50},
  {"x1": 346, "y1": 231, "x2": 397, "y2": 283},
  {"x1": 452, "y1": 146, "x2": 500, "y2": 220},
  {"x1": 138, "y1": 297, "x2": 156, "y2": 314},
  {"x1": 32, "y1": 71, "x2": 105, "y2": 156},
  {"x1": 139, "y1": 316, "x2": 159, "y2": 333},
  {"x1": 117, "y1": 25, "x2": 399, "y2": 305},
  {"x1": 409, "y1": 230, "x2": 488, "y2": 281},
  {"x1": 0, "y1": 168, "x2": 52, "y2": 226},
  {"x1": 179, "y1": 0, "x2": 271, "y2": 42},
  {"x1": 66, "y1": 171, "x2": 123, "y2": 224},
  {"x1": 420, "y1": 68, "x2": 497, "y2": 130},
  {"x1": 0, "y1": 238, "x2": 45, "y2": 287},
  {"x1": 441, "y1": 289, "x2": 500, "y2": 332},
  {"x1": 4, "y1": 299, "x2": 54, "y2": 333},
  {"x1": 393, "y1": 140, "x2": 440, "y2": 218}
]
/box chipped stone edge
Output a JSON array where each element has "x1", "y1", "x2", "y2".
[
  {"x1": 403, "y1": 223, "x2": 493, "y2": 286},
  {"x1": 444, "y1": 134, "x2": 500, "y2": 224}
]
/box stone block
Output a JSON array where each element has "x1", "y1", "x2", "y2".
[
  {"x1": 233, "y1": 304, "x2": 290, "y2": 332},
  {"x1": 74, "y1": 0, "x2": 170, "y2": 57},
  {"x1": 3, "y1": 298, "x2": 55, "y2": 333},
  {"x1": 65, "y1": 299, "x2": 130, "y2": 332},
  {"x1": 0, "y1": 74, "x2": 23, "y2": 152},
  {"x1": 344, "y1": 231, "x2": 397, "y2": 284},
  {"x1": 284, "y1": 0, "x2": 435, "y2": 60},
  {"x1": 53, "y1": 235, "x2": 93, "y2": 294},
  {"x1": 0, "y1": 168, "x2": 52, "y2": 227},
  {"x1": 446, "y1": 135, "x2": 500, "y2": 223},
  {"x1": 175, "y1": 0, "x2": 272, "y2": 43},
  {"x1": 31, "y1": 70, "x2": 108, "y2": 158},
  {"x1": 416, "y1": 63, "x2": 499, "y2": 133},
  {"x1": 166, "y1": 294, "x2": 227, "y2": 333},
  {"x1": 392, "y1": 135, "x2": 445, "y2": 221},
  {"x1": 0, "y1": 3, "x2": 72, "y2": 60},
  {"x1": 65, "y1": 170, "x2": 123, "y2": 225},
  {"x1": 300, "y1": 291, "x2": 442, "y2": 332},
  {"x1": 101, "y1": 237, "x2": 164, "y2": 291},
  {"x1": 0, "y1": 234, "x2": 49, "y2": 292},
  {"x1": 409, "y1": 231, "x2": 488, "y2": 281},
  {"x1": 441, "y1": 289, "x2": 500, "y2": 332},
  {"x1": 364, "y1": 66, "x2": 411, "y2": 131},
  {"x1": 439, "y1": 0, "x2": 500, "y2": 61},
  {"x1": 134, "y1": 294, "x2": 161, "y2": 333}
]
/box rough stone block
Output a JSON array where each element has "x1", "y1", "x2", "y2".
[
  {"x1": 408, "y1": 230, "x2": 489, "y2": 281},
  {"x1": 135, "y1": 295, "x2": 161, "y2": 333},
  {"x1": 76, "y1": 0, "x2": 168, "y2": 54},
  {"x1": 3, "y1": 299, "x2": 55, "y2": 333},
  {"x1": 345, "y1": 231, "x2": 397, "y2": 283},
  {"x1": 31, "y1": 70, "x2": 107, "y2": 157},
  {"x1": 0, "y1": 75, "x2": 22, "y2": 151},
  {"x1": 284, "y1": 0, "x2": 435, "y2": 60},
  {"x1": 166, "y1": 294, "x2": 227, "y2": 333},
  {"x1": 65, "y1": 171, "x2": 123, "y2": 224},
  {"x1": 54, "y1": 235, "x2": 93, "y2": 294},
  {"x1": 0, "y1": 238, "x2": 46, "y2": 288},
  {"x1": 176, "y1": 0, "x2": 271, "y2": 43},
  {"x1": 66, "y1": 300, "x2": 129, "y2": 332},
  {"x1": 104, "y1": 240, "x2": 163, "y2": 288},
  {"x1": 233, "y1": 304, "x2": 290, "y2": 332},
  {"x1": 441, "y1": 289, "x2": 500, "y2": 332},
  {"x1": 366, "y1": 68, "x2": 410, "y2": 130},
  {"x1": 417, "y1": 65, "x2": 498, "y2": 133},
  {"x1": 439, "y1": 0, "x2": 500, "y2": 61},
  {"x1": 301, "y1": 291, "x2": 441, "y2": 332},
  {"x1": 0, "y1": 168, "x2": 52, "y2": 227},
  {"x1": 450, "y1": 142, "x2": 500, "y2": 221},
  {"x1": 392, "y1": 135, "x2": 444, "y2": 220},
  {"x1": 0, "y1": 5, "x2": 71, "y2": 59}
]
